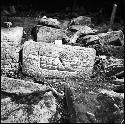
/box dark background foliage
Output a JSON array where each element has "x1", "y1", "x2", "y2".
[{"x1": 1, "y1": 0, "x2": 124, "y2": 18}]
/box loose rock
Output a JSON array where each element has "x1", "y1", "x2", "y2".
[
  {"x1": 38, "y1": 16, "x2": 61, "y2": 29},
  {"x1": 70, "y1": 16, "x2": 91, "y2": 26}
]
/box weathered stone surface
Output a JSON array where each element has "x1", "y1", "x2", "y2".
[
  {"x1": 1, "y1": 77, "x2": 58, "y2": 123},
  {"x1": 38, "y1": 16, "x2": 62, "y2": 28},
  {"x1": 1, "y1": 76, "x2": 49, "y2": 93},
  {"x1": 22, "y1": 40, "x2": 96, "y2": 79},
  {"x1": 37, "y1": 16, "x2": 70, "y2": 30},
  {"x1": 69, "y1": 25, "x2": 97, "y2": 34},
  {"x1": 1, "y1": 42, "x2": 20, "y2": 76},
  {"x1": 104, "y1": 57, "x2": 124, "y2": 77},
  {"x1": 37, "y1": 26, "x2": 69, "y2": 43},
  {"x1": 82, "y1": 30, "x2": 124, "y2": 46},
  {"x1": 69, "y1": 26, "x2": 97, "y2": 44},
  {"x1": 71, "y1": 16, "x2": 91, "y2": 26},
  {"x1": 61, "y1": 20, "x2": 70, "y2": 30},
  {"x1": 1, "y1": 27, "x2": 23, "y2": 76},
  {"x1": 98, "y1": 30, "x2": 124, "y2": 46},
  {"x1": 83, "y1": 35, "x2": 99, "y2": 43},
  {"x1": 1, "y1": 26, "x2": 23, "y2": 48}
]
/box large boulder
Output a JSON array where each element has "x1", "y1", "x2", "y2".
[
  {"x1": 22, "y1": 40, "x2": 96, "y2": 80},
  {"x1": 1, "y1": 27, "x2": 23, "y2": 76}
]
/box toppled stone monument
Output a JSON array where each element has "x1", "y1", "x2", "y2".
[{"x1": 22, "y1": 40, "x2": 96, "y2": 80}]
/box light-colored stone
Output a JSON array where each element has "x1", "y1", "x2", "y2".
[
  {"x1": 22, "y1": 40, "x2": 96, "y2": 79},
  {"x1": 1, "y1": 27, "x2": 23, "y2": 76},
  {"x1": 71, "y1": 16, "x2": 91, "y2": 26},
  {"x1": 1, "y1": 76, "x2": 49, "y2": 93},
  {"x1": 37, "y1": 26, "x2": 68, "y2": 43},
  {"x1": 1, "y1": 77, "x2": 58, "y2": 123},
  {"x1": 55, "y1": 40, "x2": 62, "y2": 45},
  {"x1": 38, "y1": 16, "x2": 61, "y2": 28},
  {"x1": 1, "y1": 43, "x2": 19, "y2": 76},
  {"x1": 69, "y1": 25, "x2": 97, "y2": 34},
  {"x1": 1, "y1": 26, "x2": 23, "y2": 48}
]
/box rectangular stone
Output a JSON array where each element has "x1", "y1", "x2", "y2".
[
  {"x1": 22, "y1": 40, "x2": 96, "y2": 79},
  {"x1": 1, "y1": 27, "x2": 23, "y2": 76},
  {"x1": 37, "y1": 26, "x2": 68, "y2": 43},
  {"x1": 1, "y1": 41, "x2": 20, "y2": 76}
]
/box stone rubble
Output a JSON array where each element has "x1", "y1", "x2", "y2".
[{"x1": 1, "y1": 11, "x2": 124, "y2": 123}]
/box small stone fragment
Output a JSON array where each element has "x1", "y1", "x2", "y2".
[{"x1": 70, "y1": 16, "x2": 91, "y2": 26}]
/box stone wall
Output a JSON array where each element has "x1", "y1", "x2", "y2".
[{"x1": 22, "y1": 40, "x2": 96, "y2": 79}]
